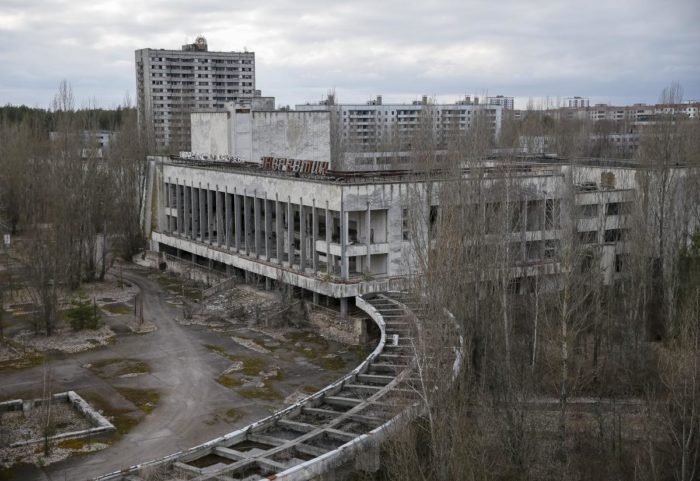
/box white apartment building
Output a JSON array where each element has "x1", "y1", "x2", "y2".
[
  {"x1": 567, "y1": 96, "x2": 590, "y2": 108},
  {"x1": 295, "y1": 95, "x2": 502, "y2": 171},
  {"x1": 487, "y1": 95, "x2": 514, "y2": 110},
  {"x1": 135, "y1": 37, "x2": 257, "y2": 149}
]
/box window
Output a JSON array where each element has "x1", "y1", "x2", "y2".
[
  {"x1": 429, "y1": 206, "x2": 439, "y2": 237},
  {"x1": 402, "y1": 209, "x2": 410, "y2": 241},
  {"x1": 544, "y1": 240, "x2": 558, "y2": 259},
  {"x1": 606, "y1": 203, "x2": 620, "y2": 216},
  {"x1": 615, "y1": 254, "x2": 628, "y2": 273},
  {"x1": 579, "y1": 231, "x2": 598, "y2": 244},
  {"x1": 604, "y1": 229, "x2": 622, "y2": 243},
  {"x1": 578, "y1": 204, "x2": 598, "y2": 218},
  {"x1": 545, "y1": 199, "x2": 559, "y2": 229}
]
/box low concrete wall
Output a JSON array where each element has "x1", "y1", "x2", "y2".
[{"x1": 0, "y1": 391, "x2": 115, "y2": 448}]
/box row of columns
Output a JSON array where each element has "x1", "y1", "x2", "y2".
[{"x1": 164, "y1": 179, "x2": 352, "y2": 279}]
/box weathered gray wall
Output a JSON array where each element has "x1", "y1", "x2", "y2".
[{"x1": 191, "y1": 112, "x2": 230, "y2": 155}]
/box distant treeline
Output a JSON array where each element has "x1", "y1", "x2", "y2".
[{"x1": 0, "y1": 104, "x2": 136, "y2": 132}]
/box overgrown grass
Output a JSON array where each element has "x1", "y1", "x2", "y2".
[
  {"x1": 216, "y1": 374, "x2": 243, "y2": 389},
  {"x1": 88, "y1": 358, "x2": 150, "y2": 378},
  {"x1": 204, "y1": 344, "x2": 267, "y2": 375},
  {"x1": 0, "y1": 353, "x2": 45, "y2": 372},
  {"x1": 101, "y1": 303, "x2": 132, "y2": 315},
  {"x1": 56, "y1": 438, "x2": 89, "y2": 450},
  {"x1": 79, "y1": 391, "x2": 141, "y2": 439},
  {"x1": 238, "y1": 382, "x2": 283, "y2": 401},
  {"x1": 115, "y1": 387, "x2": 160, "y2": 414},
  {"x1": 224, "y1": 408, "x2": 243, "y2": 423},
  {"x1": 302, "y1": 385, "x2": 319, "y2": 394},
  {"x1": 319, "y1": 355, "x2": 346, "y2": 370}
]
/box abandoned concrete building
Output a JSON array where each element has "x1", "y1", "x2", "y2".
[{"x1": 141, "y1": 99, "x2": 647, "y2": 315}]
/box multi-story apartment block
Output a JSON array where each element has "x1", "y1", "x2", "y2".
[
  {"x1": 295, "y1": 95, "x2": 502, "y2": 170},
  {"x1": 567, "y1": 96, "x2": 590, "y2": 108},
  {"x1": 135, "y1": 37, "x2": 257, "y2": 150},
  {"x1": 487, "y1": 95, "x2": 514, "y2": 110}
]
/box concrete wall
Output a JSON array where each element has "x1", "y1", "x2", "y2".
[
  {"x1": 191, "y1": 112, "x2": 230, "y2": 155},
  {"x1": 191, "y1": 108, "x2": 331, "y2": 165},
  {"x1": 250, "y1": 111, "x2": 330, "y2": 164}
]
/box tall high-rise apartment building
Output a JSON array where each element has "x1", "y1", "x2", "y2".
[{"x1": 135, "y1": 37, "x2": 256, "y2": 149}]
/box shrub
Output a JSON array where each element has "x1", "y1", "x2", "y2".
[{"x1": 65, "y1": 291, "x2": 101, "y2": 330}]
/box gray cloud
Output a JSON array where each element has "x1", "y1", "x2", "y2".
[{"x1": 1, "y1": 0, "x2": 698, "y2": 109}]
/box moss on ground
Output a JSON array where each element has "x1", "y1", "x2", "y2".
[
  {"x1": 88, "y1": 358, "x2": 150, "y2": 378},
  {"x1": 224, "y1": 408, "x2": 243, "y2": 422},
  {"x1": 56, "y1": 438, "x2": 89, "y2": 450},
  {"x1": 0, "y1": 353, "x2": 45, "y2": 372},
  {"x1": 115, "y1": 387, "x2": 160, "y2": 414},
  {"x1": 216, "y1": 374, "x2": 243, "y2": 389},
  {"x1": 319, "y1": 355, "x2": 346, "y2": 370},
  {"x1": 238, "y1": 382, "x2": 283, "y2": 401},
  {"x1": 204, "y1": 344, "x2": 267, "y2": 375},
  {"x1": 302, "y1": 385, "x2": 319, "y2": 394},
  {"x1": 101, "y1": 303, "x2": 132, "y2": 315},
  {"x1": 79, "y1": 391, "x2": 142, "y2": 440}
]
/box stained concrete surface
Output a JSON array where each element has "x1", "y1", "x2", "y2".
[{"x1": 0, "y1": 266, "x2": 362, "y2": 481}]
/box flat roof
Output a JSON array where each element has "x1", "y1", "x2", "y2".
[{"x1": 157, "y1": 155, "x2": 572, "y2": 186}]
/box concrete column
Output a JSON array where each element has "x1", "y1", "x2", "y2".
[
  {"x1": 199, "y1": 185, "x2": 206, "y2": 242},
  {"x1": 520, "y1": 200, "x2": 527, "y2": 262},
  {"x1": 254, "y1": 194, "x2": 262, "y2": 258},
  {"x1": 207, "y1": 187, "x2": 213, "y2": 244},
  {"x1": 325, "y1": 203, "x2": 332, "y2": 275},
  {"x1": 175, "y1": 181, "x2": 182, "y2": 235},
  {"x1": 225, "y1": 189, "x2": 232, "y2": 249},
  {"x1": 341, "y1": 209, "x2": 349, "y2": 280},
  {"x1": 234, "y1": 190, "x2": 242, "y2": 251},
  {"x1": 366, "y1": 203, "x2": 371, "y2": 274},
  {"x1": 312, "y1": 200, "x2": 318, "y2": 273},
  {"x1": 313, "y1": 292, "x2": 319, "y2": 304},
  {"x1": 163, "y1": 180, "x2": 170, "y2": 233},
  {"x1": 265, "y1": 195, "x2": 272, "y2": 261},
  {"x1": 243, "y1": 194, "x2": 250, "y2": 255},
  {"x1": 299, "y1": 198, "x2": 306, "y2": 272},
  {"x1": 183, "y1": 184, "x2": 190, "y2": 237},
  {"x1": 265, "y1": 277, "x2": 272, "y2": 290},
  {"x1": 340, "y1": 297, "x2": 348, "y2": 317},
  {"x1": 287, "y1": 197, "x2": 294, "y2": 268},
  {"x1": 191, "y1": 185, "x2": 198, "y2": 240},
  {"x1": 275, "y1": 196, "x2": 283, "y2": 265},
  {"x1": 216, "y1": 189, "x2": 224, "y2": 246}
]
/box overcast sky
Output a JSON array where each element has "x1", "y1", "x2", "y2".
[{"x1": 1, "y1": 0, "x2": 698, "y2": 110}]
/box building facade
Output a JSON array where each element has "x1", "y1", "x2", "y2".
[
  {"x1": 295, "y1": 95, "x2": 502, "y2": 171},
  {"x1": 135, "y1": 37, "x2": 256, "y2": 149},
  {"x1": 487, "y1": 95, "x2": 514, "y2": 110}
]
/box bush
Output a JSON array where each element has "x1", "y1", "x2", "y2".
[{"x1": 65, "y1": 291, "x2": 101, "y2": 330}]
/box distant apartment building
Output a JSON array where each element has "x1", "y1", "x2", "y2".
[
  {"x1": 295, "y1": 95, "x2": 503, "y2": 170},
  {"x1": 567, "y1": 96, "x2": 590, "y2": 108},
  {"x1": 487, "y1": 95, "x2": 514, "y2": 110},
  {"x1": 135, "y1": 37, "x2": 257, "y2": 150}
]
